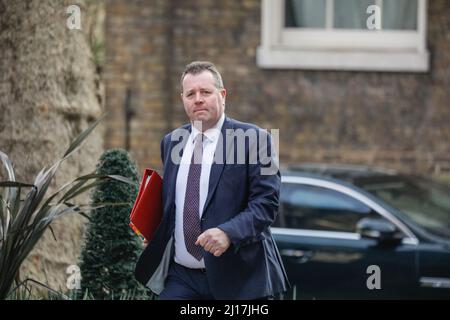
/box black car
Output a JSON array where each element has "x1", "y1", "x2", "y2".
[{"x1": 273, "y1": 164, "x2": 450, "y2": 299}]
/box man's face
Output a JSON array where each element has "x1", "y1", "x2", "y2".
[{"x1": 181, "y1": 70, "x2": 226, "y2": 131}]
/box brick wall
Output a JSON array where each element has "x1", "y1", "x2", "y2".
[
  {"x1": 105, "y1": 0, "x2": 450, "y2": 176},
  {"x1": 104, "y1": 0, "x2": 174, "y2": 169}
]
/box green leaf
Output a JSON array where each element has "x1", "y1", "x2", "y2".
[
  {"x1": 0, "y1": 116, "x2": 108, "y2": 299},
  {"x1": 0, "y1": 181, "x2": 34, "y2": 188},
  {"x1": 105, "y1": 175, "x2": 136, "y2": 186},
  {"x1": 0, "y1": 151, "x2": 16, "y2": 181},
  {"x1": 62, "y1": 114, "x2": 106, "y2": 159}
]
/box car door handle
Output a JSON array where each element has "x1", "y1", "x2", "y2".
[{"x1": 280, "y1": 249, "x2": 314, "y2": 263}]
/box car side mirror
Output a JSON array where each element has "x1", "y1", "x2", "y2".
[{"x1": 356, "y1": 217, "x2": 403, "y2": 245}]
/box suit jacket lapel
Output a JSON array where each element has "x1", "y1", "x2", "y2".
[
  {"x1": 202, "y1": 117, "x2": 234, "y2": 216},
  {"x1": 165, "y1": 125, "x2": 191, "y2": 220}
]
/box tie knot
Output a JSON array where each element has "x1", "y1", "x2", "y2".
[
  {"x1": 194, "y1": 133, "x2": 204, "y2": 144},
  {"x1": 192, "y1": 133, "x2": 204, "y2": 164}
]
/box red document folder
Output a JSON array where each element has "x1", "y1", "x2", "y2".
[{"x1": 129, "y1": 168, "x2": 163, "y2": 242}]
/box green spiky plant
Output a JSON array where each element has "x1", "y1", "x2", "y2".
[
  {"x1": 0, "y1": 116, "x2": 133, "y2": 299},
  {"x1": 77, "y1": 149, "x2": 149, "y2": 300}
]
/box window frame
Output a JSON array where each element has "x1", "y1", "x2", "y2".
[{"x1": 257, "y1": 0, "x2": 429, "y2": 72}]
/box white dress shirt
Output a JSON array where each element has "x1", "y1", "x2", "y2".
[{"x1": 174, "y1": 113, "x2": 225, "y2": 268}]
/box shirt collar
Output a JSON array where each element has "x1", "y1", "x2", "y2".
[{"x1": 191, "y1": 113, "x2": 225, "y2": 144}]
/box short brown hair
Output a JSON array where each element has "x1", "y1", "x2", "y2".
[{"x1": 180, "y1": 61, "x2": 224, "y2": 90}]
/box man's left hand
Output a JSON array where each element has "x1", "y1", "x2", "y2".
[{"x1": 195, "y1": 228, "x2": 231, "y2": 257}]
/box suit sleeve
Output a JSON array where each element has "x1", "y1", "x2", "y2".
[{"x1": 217, "y1": 129, "x2": 280, "y2": 253}]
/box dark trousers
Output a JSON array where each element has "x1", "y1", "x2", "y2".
[
  {"x1": 159, "y1": 262, "x2": 215, "y2": 300},
  {"x1": 159, "y1": 261, "x2": 275, "y2": 300}
]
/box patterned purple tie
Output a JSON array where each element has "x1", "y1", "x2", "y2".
[{"x1": 183, "y1": 133, "x2": 204, "y2": 260}]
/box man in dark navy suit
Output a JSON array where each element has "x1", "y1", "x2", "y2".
[{"x1": 135, "y1": 61, "x2": 289, "y2": 300}]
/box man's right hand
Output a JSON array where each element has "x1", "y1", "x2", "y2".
[{"x1": 195, "y1": 228, "x2": 231, "y2": 257}]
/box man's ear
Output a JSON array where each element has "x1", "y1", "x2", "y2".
[{"x1": 220, "y1": 88, "x2": 227, "y2": 100}]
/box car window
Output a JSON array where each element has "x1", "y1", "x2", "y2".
[
  {"x1": 276, "y1": 182, "x2": 376, "y2": 232},
  {"x1": 357, "y1": 177, "x2": 450, "y2": 239}
]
